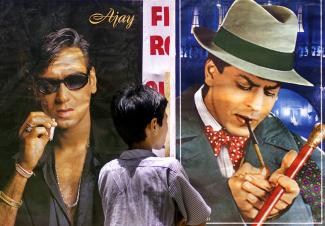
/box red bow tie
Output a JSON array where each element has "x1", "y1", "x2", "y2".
[{"x1": 204, "y1": 125, "x2": 248, "y2": 169}]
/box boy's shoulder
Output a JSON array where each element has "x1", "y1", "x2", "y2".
[
  {"x1": 140, "y1": 157, "x2": 183, "y2": 172},
  {"x1": 100, "y1": 156, "x2": 184, "y2": 176},
  {"x1": 100, "y1": 159, "x2": 121, "y2": 174}
]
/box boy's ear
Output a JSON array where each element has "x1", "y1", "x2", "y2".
[{"x1": 150, "y1": 118, "x2": 158, "y2": 135}]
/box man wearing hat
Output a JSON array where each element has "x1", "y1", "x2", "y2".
[{"x1": 177, "y1": 0, "x2": 321, "y2": 224}]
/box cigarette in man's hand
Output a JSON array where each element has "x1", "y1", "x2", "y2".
[{"x1": 49, "y1": 118, "x2": 56, "y2": 141}]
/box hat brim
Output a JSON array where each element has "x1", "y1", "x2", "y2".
[{"x1": 193, "y1": 27, "x2": 313, "y2": 86}]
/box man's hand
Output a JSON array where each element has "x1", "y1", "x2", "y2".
[
  {"x1": 229, "y1": 150, "x2": 300, "y2": 220},
  {"x1": 228, "y1": 162, "x2": 272, "y2": 219},
  {"x1": 0, "y1": 112, "x2": 57, "y2": 226},
  {"x1": 268, "y1": 150, "x2": 300, "y2": 212},
  {"x1": 18, "y1": 112, "x2": 57, "y2": 171}
]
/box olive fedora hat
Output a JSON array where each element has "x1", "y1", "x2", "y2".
[{"x1": 193, "y1": 0, "x2": 313, "y2": 86}]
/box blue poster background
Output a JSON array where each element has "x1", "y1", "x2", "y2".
[{"x1": 177, "y1": 0, "x2": 322, "y2": 139}]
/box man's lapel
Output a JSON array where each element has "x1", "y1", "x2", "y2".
[
  {"x1": 244, "y1": 114, "x2": 300, "y2": 172},
  {"x1": 182, "y1": 130, "x2": 244, "y2": 222},
  {"x1": 178, "y1": 87, "x2": 244, "y2": 222},
  {"x1": 180, "y1": 130, "x2": 221, "y2": 182}
]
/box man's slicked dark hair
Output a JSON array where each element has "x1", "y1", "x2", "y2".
[
  {"x1": 111, "y1": 84, "x2": 168, "y2": 147},
  {"x1": 33, "y1": 28, "x2": 90, "y2": 76},
  {"x1": 203, "y1": 54, "x2": 231, "y2": 97}
]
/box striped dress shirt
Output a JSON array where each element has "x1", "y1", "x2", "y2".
[{"x1": 98, "y1": 149, "x2": 211, "y2": 226}]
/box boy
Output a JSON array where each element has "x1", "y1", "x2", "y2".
[{"x1": 98, "y1": 84, "x2": 211, "y2": 226}]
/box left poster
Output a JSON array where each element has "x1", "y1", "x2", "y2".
[{"x1": 0, "y1": 1, "x2": 142, "y2": 225}]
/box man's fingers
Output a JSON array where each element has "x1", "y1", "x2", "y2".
[
  {"x1": 235, "y1": 150, "x2": 299, "y2": 221},
  {"x1": 242, "y1": 181, "x2": 267, "y2": 198},
  {"x1": 269, "y1": 169, "x2": 284, "y2": 185},
  {"x1": 229, "y1": 176, "x2": 266, "y2": 221},
  {"x1": 268, "y1": 174, "x2": 299, "y2": 205},
  {"x1": 281, "y1": 150, "x2": 298, "y2": 169},
  {"x1": 29, "y1": 127, "x2": 49, "y2": 140},
  {"x1": 21, "y1": 112, "x2": 51, "y2": 126},
  {"x1": 24, "y1": 127, "x2": 50, "y2": 144},
  {"x1": 236, "y1": 163, "x2": 267, "y2": 177},
  {"x1": 246, "y1": 191, "x2": 288, "y2": 212},
  {"x1": 19, "y1": 114, "x2": 57, "y2": 137},
  {"x1": 270, "y1": 208, "x2": 279, "y2": 216},
  {"x1": 245, "y1": 175, "x2": 273, "y2": 192},
  {"x1": 280, "y1": 190, "x2": 300, "y2": 205},
  {"x1": 237, "y1": 200, "x2": 254, "y2": 211},
  {"x1": 26, "y1": 117, "x2": 53, "y2": 128},
  {"x1": 270, "y1": 175, "x2": 300, "y2": 196},
  {"x1": 246, "y1": 193, "x2": 264, "y2": 209},
  {"x1": 274, "y1": 199, "x2": 288, "y2": 210},
  {"x1": 278, "y1": 176, "x2": 300, "y2": 194},
  {"x1": 269, "y1": 200, "x2": 288, "y2": 216},
  {"x1": 228, "y1": 176, "x2": 244, "y2": 191},
  {"x1": 229, "y1": 175, "x2": 257, "y2": 215},
  {"x1": 235, "y1": 162, "x2": 255, "y2": 175},
  {"x1": 242, "y1": 208, "x2": 259, "y2": 220}
]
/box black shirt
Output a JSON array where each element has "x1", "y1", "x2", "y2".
[{"x1": 0, "y1": 122, "x2": 125, "y2": 226}]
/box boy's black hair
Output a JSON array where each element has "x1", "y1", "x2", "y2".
[{"x1": 111, "y1": 84, "x2": 168, "y2": 147}]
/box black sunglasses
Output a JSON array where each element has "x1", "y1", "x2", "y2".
[{"x1": 35, "y1": 72, "x2": 89, "y2": 95}]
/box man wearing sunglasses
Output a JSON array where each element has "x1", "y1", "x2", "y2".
[{"x1": 0, "y1": 28, "x2": 112, "y2": 226}]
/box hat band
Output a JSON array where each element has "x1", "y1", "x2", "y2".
[{"x1": 213, "y1": 27, "x2": 294, "y2": 71}]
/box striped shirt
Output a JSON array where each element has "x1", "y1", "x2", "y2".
[{"x1": 98, "y1": 149, "x2": 211, "y2": 226}]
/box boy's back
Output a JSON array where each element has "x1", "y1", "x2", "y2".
[
  {"x1": 99, "y1": 149, "x2": 210, "y2": 226},
  {"x1": 99, "y1": 85, "x2": 210, "y2": 226}
]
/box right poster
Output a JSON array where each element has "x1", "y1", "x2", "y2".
[{"x1": 176, "y1": 0, "x2": 323, "y2": 224}]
